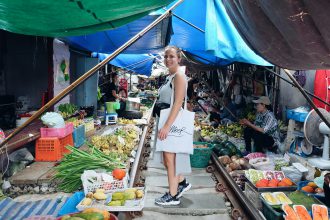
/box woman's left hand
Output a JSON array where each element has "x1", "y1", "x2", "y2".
[{"x1": 158, "y1": 126, "x2": 170, "y2": 140}]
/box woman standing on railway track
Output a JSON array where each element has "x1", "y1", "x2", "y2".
[{"x1": 153, "y1": 46, "x2": 192, "y2": 206}]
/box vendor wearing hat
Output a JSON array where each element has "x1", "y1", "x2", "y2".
[{"x1": 240, "y1": 96, "x2": 280, "y2": 153}]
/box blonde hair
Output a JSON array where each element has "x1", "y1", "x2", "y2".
[{"x1": 165, "y1": 45, "x2": 182, "y2": 59}]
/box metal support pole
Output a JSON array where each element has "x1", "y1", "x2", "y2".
[
  {"x1": 172, "y1": 13, "x2": 205, "y2": 33},
  {"x1": 283, "y1": 69, "x2": 330, "y2": 128},
  {"x1": 0, "y1": 0, "x2": 185, "y2": 149}
]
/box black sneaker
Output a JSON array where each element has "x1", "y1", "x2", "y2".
[
  {"x1": 177, "y1": 179, "x2": 192, "y2": 198},
  {"x1": 154, "y1": 192, "x2": 180, "y2": 206}
]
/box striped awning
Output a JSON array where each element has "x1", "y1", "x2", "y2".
[{"x1": 0, "y1": 196, "x2": 69, "y2": 220}]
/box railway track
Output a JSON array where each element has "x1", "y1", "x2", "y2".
[
  {"x1": 208, "y1": 153, "x2": 265, "y2": 220},
  {"x1": 129, "y1": 117, "x2": 265, "y2": 219}
]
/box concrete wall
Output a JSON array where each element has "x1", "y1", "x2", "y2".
[
  {"x1": 279, "y1": 69, "x2": 315, "y2": 119},
  {"x1": 3, "y1": 32, "x2": 49, "y2": 109}
]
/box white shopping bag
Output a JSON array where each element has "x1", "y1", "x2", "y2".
[{"x1": 155, "y1": 73, "x2": 195, "y2": 154}]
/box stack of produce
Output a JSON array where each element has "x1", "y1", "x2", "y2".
[
  {"x1": 59, "y1": 207, "x2": 111, "y2": 220},
  {"x1": 91, "y1": 125, "x2": 139, "y2": 156},
  {"x1": 58, "y1": 103, "x2": 78, "y2": 119},
  {"x1": 218, "y1": 155, "x2": 249, "y2": 172},
  {"x1": 66, "y1": 117, "x2": 85, "y2": 128},
  {"x1": 255, "y1": 177, "x2": 293, "y2": 188},
  {"x1": 118, "y1": 118, "x2": 136, "y2": 125},
  {"x1": 282, "y1": 203, "x2": 328, "y2": 220},
  {"x1": 107, "y1": 188, "x2": 144, "y2": 206},
  {"x1": 218, "y1": 123, "x2": 244, "y2": 139},
  {"x1": 300, "y1": 181, "x2": 324, "y2": 195},
  {"x1": 54, "y1": 144, "x2": 127, "y2": 192},
  {"x1": 262, "y1": 192, "x2": 293, "y2": 205},
  {"x1": 213, "y1": 141, "x2": 243, "y2": 158}
]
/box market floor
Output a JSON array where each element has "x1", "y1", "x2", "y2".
[{"x1": 118, "y1": 129, "x2": 231, "y2": 220}]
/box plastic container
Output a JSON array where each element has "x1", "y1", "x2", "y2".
[
  {"x1": 72, "y1": 124, "x2": 85, "y2": 148},
  {"x1": 84, "y1": 118, "x2": 94, "y2": 133},
  {"x1": 35, "y1": 134, "x2": 73, "y2": 161},
  {"x1": 76, "y1": 187, "x2": 145, "y2": 213},
  {"x1": 57, "y1": 192, "x2": 84, "y2": 216},
  {"x1": 105, "y1": 102, "x2": 120, "y2": 113},
  {"x1": 190, "y1": 142, "x2": 214, "y2": 168},
  {"x1": 82, "y1": 173, "x2": 128, "y2": 195},
  {"x1": 260, "y1": 197, "x2": 283, "y2": 220},
  {"x1": 297, "y1": 180, "x2": 325, "y2": 198},
  {"x1": 286, "y1": 109, "x2": 308, "y2": 122},
  {"x1": 40, "y1": 123, "x2": 73, "y2": 138}
]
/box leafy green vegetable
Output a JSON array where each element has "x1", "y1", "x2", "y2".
[
  {"x1": 54, "y1": 143, "x2": 127, "y2": 192},
  {"x1": 58, "y1": 103, "x2": 78, "y2": 115}
]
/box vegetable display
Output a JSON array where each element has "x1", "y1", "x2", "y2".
[
  {"x1": 54, "y1": 144, "x2": 127, "y2": 192},
  {"x1": 58, "y1": 103, "x2": 78, "y2": 118},
  {"x1": 91, "y1": 126, "x2": 139, "y2": 156}
]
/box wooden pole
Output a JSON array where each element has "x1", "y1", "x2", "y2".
[
  {"x1": 0, "y1": 0, "x2": 185, "y2": 149},
  {"x1": 283, "y1": 69, "x2": 330, "y2": 128}
]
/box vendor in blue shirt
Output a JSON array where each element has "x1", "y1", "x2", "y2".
[
  {"x1": 219, "y1": 97, "x2": 237, "y2": 122},
  {"x1": 210, "y1": 97, "x2": 238, "y2": 127}
]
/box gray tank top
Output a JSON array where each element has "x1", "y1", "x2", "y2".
[{"x1": 158, "y1": 74, "x2": 176, "y2": 104}]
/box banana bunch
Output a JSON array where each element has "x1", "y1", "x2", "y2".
[
  {"x1": 118, "y1": 118, "x2": 136, "y2": 125},
  {"x1": 218, "y1": 123, "x2": 243, "y2": 139}
]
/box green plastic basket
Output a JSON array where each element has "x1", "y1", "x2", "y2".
[
  {"x1": 260, "y1": 197, "x2": 283, "y2": 220},
  {"x1": 190, "y1": 142, "x2": 214, "y2": 168}
]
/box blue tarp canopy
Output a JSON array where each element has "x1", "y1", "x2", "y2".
[
  {"x1": 168, "y1": 0, "x2": 272, "y2": 66},
  {"x1": 63, "y1": 14, "x2": 170, "y2": 54},
  {"x1": 63, "y1": 0, "x2": 272, "y2": 73},
  {"x1": 92, "y1": 53, "x2": 155, "y2": 76}
]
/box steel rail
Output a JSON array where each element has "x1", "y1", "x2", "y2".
[{"x1": 211, "y1": 153, "x2": 265, "y2": 220}]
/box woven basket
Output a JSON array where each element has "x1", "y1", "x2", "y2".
[{"x1": 190, "y1": 142, "x2": 213, "y2": 168}]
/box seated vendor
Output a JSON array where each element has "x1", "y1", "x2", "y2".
[
  {"x1": 104, "y1": 73, "x2": 126, "y2": 102},
  {"x1": 240, "y1": 96, "x2": 279, "y2": 153}
]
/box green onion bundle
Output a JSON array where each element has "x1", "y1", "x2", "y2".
[{"x1": 54, "y1": 143, "x2": 127, "y2": 193}]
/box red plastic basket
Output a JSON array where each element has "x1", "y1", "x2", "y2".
[
  {"x1": 35, "y1": 134, "x2": 73, "y2": 161},
  {"x1": 40, "y1": 123, "x2": 74, "y2": 138}
]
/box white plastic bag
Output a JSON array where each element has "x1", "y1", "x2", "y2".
[
  {"x1": 41, "y1": 112, "x2": 65, "y2": 128},
  {"x1": 281, "y1": 166, "x2": 302, "y2": 183}
]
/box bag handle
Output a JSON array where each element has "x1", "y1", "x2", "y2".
[{"x1": 170, "y1": 73, "x2": 188, "y2": 110}]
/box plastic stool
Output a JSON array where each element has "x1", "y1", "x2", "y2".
[{"x1": 105, "y1": 113, "x2": 118, "y2": 125}]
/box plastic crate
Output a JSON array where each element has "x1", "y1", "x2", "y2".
[
  {"x1": 35, "y1": 134, "x2": 73, "y2": 161},
  {"x1": 82, "y1": 173, "x2": 128, "y2": 195},
  {"x1": 40, "y1": 123, "x2": 74, "y2": 138},
  {"x1": 190, "y1": 142, "x2": 214, "y2": 168},
  {"x1": 260, "y1": 197, "x2": 283, "y2": 220},
  {"x1": 72, "y1": 124, "x2": 85, "y2": 148},
  {"x1": 286, "y1": 109, "x2": 308, "y2": 122}
]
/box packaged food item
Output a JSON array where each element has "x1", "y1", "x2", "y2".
[
  {"x1": 273, "y1": 192, "x2": 293, "y2": 204},
  {"x1": 274, "y1": 171, "x2": 285, "y2": 180},
  {"x1": 261, "y1": 192, "x2": 280, "y2": 205}
]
